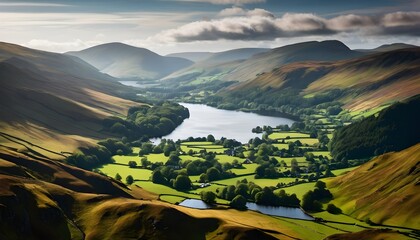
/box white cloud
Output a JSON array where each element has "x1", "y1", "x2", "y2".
[
  {"x1": 25, "y1": 39, "x2": 103, "y2": 53},
  {"x1": 218, "y1": 7, "x2": 247, "y2": 17},
  {"x1": 151, "y1": 10, "x2": 420, "y2": 43}
]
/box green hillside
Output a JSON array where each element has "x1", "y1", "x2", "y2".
[
  {"x1": 330, "y1": 96, "x2": 420, "y2": 160},
  {"x1": 327, "y1": 144, "x2": 420, "y2": 228}
]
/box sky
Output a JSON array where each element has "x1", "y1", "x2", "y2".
[{"x1": 0, "y1": 0, "x2": 419, "y2": 54}]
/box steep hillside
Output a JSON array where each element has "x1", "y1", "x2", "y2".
[
  {"x1": 223, "y1": 40, "x2": 363, "y2": 82},
  {"x1": 67, "y1": 43, "x2": 193, "y2": 80},
  {"x1": 327, "y1": 144, "x2": 420, "y2": 228},
  {"x1": 0, "y1": 42, "x2": 141, "y2": 156},
  {"x1": 330, "y1": 96, "x2": 420, "y2": 160},
  {"x1": 230, "y1": 47, "x2": 420, "y2": 111},
  {"x1": 0, "y1": 149, "x2": 296, "y2": 240}
]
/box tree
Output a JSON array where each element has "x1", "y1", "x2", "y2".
[
  {"x1": 141, "y1": 157, "x2": 151, "y2": 168},
  {"x1": 200, "y1": 191, "x2": 216, "y2": 204},
  {"x1": 206, "y1": 167, "x2": 221, "y2": 181},
  {"x1": 126, "y1": 175, "x2": 134, "y2": 185},
  {"x1": 173, "y1": 175, "x2": 192, "y2": 191},
  {"x1": 115, "y1": 173, "x2": 122, "y2": 181},
  {"x1": 128, "y1": 161, "x2": 137, "y2": 168},
  {"x1": 199, "y1": 173, "x2": 208, "y2": 183},
  {"x1": 230, "y1": 195, "x2": 247, "y2": 210},
  {"x1": 326, "y1": 204, "x2": 342, "y2": 214},
  {"x1": 207, "y1": 134, "x2": 215, "y2": 142},
  {"x1": 301, "y1": 190, "x2": 322, "y2": 212},
  {"x1": 151, "y1": 170, "x2": 167, "y2": 185}
]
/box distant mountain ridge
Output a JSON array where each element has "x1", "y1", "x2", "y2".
[
  {"x1": 165, "y1": 40, "x2": 364, "y2": 83},
  {"x1": 67, "y1": 42, "x2": 193, "y2": 80},
  {"x1": 357, "y1": 43, "x2": 418, "y2": 52}
]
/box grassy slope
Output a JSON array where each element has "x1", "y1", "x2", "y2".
[
  {"x1": 327, "y1": 144, "x2": 420, "y2": 228},
  {"x1": 0, "y1": 42, "x2": 141, "y2": 155},
  {"x1": 0, "y1": 149, "x2": 300, "y2": 240},
  {"x1": 232, "y1": 48, "x2": 420, "y2": 111}
]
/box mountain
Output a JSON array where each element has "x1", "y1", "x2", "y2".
[
  {"x1": 163, "y1": 48, "x2": 270, "y2": 81},
  {"x1": 223, "y1": 40, "x2": 364, "y2": 82},
  {"x1": 166, "y1": 52, "x2": 214, "y2": 62},
  {"x1": 0, "y1": 149, "x2": 297, "y2": 240},
  {"x1": 0, "y1": 42, "x2": 141, "y2": 156},
  {"x1": 165, "y1": 40, "x2": 363, "y2": 84},
  {"x1": 327, "y1": 143, "x2": 420, "y2": 229},
  {"x1": 67, "y1": 43, "x2": 193, "y2": 80},
  {"x1": 357, "y1": 43, "x2": 418, "y2": 53},
  {"x1": 229, "y1": 47, "x2": 420, "y2": 111}
]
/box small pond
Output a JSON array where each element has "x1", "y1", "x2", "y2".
[{"x1": 178, "y1": 199, "x2": 313, "y2": 220}]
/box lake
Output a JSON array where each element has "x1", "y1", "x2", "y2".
[
  {"x1": 178, "y1": 199, "x2": 313, "y2": 220},
  {"x1": 156, "y1": 103, "x2": 294, "y2": 143}
]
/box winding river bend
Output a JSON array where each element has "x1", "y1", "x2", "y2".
[{"x1": 158, "y1": 103, "x2": 294, "y2": 143}]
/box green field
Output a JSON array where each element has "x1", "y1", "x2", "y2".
[
  {"x1": 273, "y1": 156, "x2": 308, "y2": 167},
  {"x1": 180, "y1": 155, "x2": 204, "y2": 162},
  {"x1": 214, "y1": 176, "x2": 296, "y2": 187},
  {"x1": 97, "y1": 164, "x2": 152, "y2": 181},
  {"x1": 286, "y1": 138, "x2": 319, "y2": 146},
  {"x1": 112, "y1": 155, "x2": 140, "y2": 165},
  {"x1": 180, "y1": 145, "x2": 227, "y2": 154},
  {"x1": 269, "y1": 132, "x2": 310, "y2": 139},
  {"x1": 145, "y1": 153, "x2": 168, "y2": 163},
  {"x1": 216, "y1": 154, "x2": 242, "y2": 163},
  {"x1": 181, "y1": 141, "x2": 213, "y2": 146},
  {"x1": 310, "y1": 151, "x2": 332, "y2": 158},
  {"x1": 275, "y1": 182, "x2": 315, "y2": 200},
  {"x1": 273, "y1": 143, "x2": 289, "y2": 150},
  {"x1": 134, "y1": 181, "x2": 200, "y2": 199},
  {"x1": 230, "y1": 163, "x2": 258, "y2": 175},
  {"x1": 159, "y1": 195, "x2": 186, "y2": 204}
]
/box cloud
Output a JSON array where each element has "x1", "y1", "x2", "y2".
[
  {"x1": 0, "y1": 2, "x2": 70, "y2": 7},
  {"x1": 151, "y1": 10, "x2": 420, "y2": 42},
  {"x1": 180, "y1": 0, "x2": 265, "y2": 5},
  {"x1": 218, "y1": 7, "x2": 247, "y2": 17},
  {"x1": 381, "y1": 11, "x2": 420, "y2": 27},
  {"x1": 25, "y1": 39, "x2": 103, "y2": 53}
]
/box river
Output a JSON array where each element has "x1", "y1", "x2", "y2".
[{"x1": 157, "y1": 103, "x2": 294, "y2": 143}]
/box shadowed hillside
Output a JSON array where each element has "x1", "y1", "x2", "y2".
[
  {"x1": 327, "y1": 144, "x2": 420, "y2": 229},
  {"x1": 0, "y1": 149, "x2": 295, "y2": 240},
  {"x1": 67, "y1": 43, "x2": 193, "y2": 80},
  {"x1": 330, "y1": 96, "x2": 420, "y2": 160},
  {"x1": 0, "y1": 42, "x2": 141, "y2": 156}
]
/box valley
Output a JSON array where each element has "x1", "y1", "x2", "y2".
[{"x1": 0, "y1": 36, "x2": 419, "y2": 239}]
